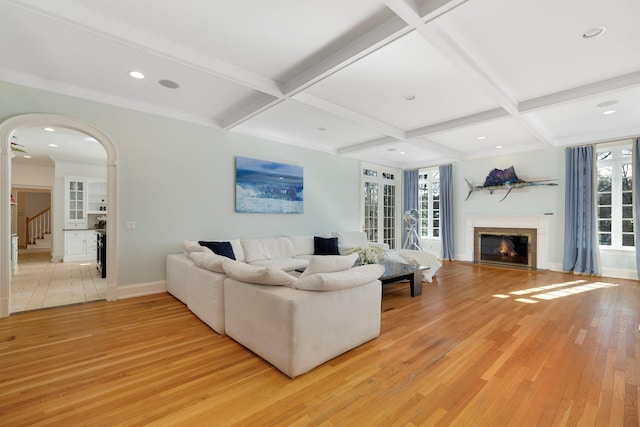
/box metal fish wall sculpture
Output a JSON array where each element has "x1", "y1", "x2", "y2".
[{"x1": 465, "y1": 166, "x2": 558, "y2": 202}]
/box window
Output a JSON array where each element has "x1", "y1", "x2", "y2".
[
  {"x1": 362, "y1": 164, "x2": 399, "y2": 249},
  {"x1": 596, "y1": 143, "x2": 633, "y2": 248},
  {"x1": 418, "y1": 168, "x2": 440, "y2": 239}
]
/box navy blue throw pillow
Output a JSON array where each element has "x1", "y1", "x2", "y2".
[
  {"x1": 314, "y1": 236, "x2": 339, "y2": 255},
  {"x1": 198, "y1": 241, "x2": 236, "y2": 260}
]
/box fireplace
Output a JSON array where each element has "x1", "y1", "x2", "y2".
[{"x1": 474, "y1": 227, "x2": 537, "y2": 270}]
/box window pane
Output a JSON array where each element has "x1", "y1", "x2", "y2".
[
  {"x1": 597, "y1": 178, "x2": 611, "y2": 192},
  {"x1": 623, "y1": 220, "x2": 634, "y2": 233},
  {"x1": 623, "y1": 206, "x2": 633, "y2": 218},
  {"x1": 621, "y1": 148, "x2": 632, "y2": 158},
  {"x1": 622, "y1": 178, "x2": 633, "y2": 191},
  {"x1": 599, "y1": 233, "x2": 611, "y2": 245},
  {"x1": 433, "y1": 229, "x2": 440, "y2": 237},
  {"x1": 598, "y1": 220, "x2": 611, "y2": 232},
  {"x1": 623, "y1": 192, "x2": 633, "y2": 204},
  {"x1": 598, "y1": 207, "x2": 611, "y2": 218},
  {"x1": 623, "y1": 234, "x2": 635, "y2": 246},
  {"x1": 598, "y1": 193, "x2": 611, "y2": 205},
  {"x1": 597, "y1": 151, "x2": 612, "y2": 161}
]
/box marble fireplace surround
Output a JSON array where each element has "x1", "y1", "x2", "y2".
[{"x1": 464, "y1": 215, "x2": 550, "y2": 270}]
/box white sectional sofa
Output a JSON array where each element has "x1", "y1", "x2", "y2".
[{"x1": 166, "y1": 234, "x2": 384, "y2": 378}]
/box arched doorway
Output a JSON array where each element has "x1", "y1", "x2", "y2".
[{"x1": 0, "y1": 114, "x2": 118, "y2": 317}]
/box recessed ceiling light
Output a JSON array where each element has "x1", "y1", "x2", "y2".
[
  {"x1": 129, "y1": 70, "x2": 145, "y2": 79},
  {"x1": 477, "y1": 136, "x2": 486, "y2": 140},
  {"x1": 159, "y1": 79, "x2": 179, "y2": 89},
  {"x1": 399, "y1": 151, "x2": 406, "y2": 155},
  {"x1": 48, "y1": 143, "x2": 58, "y2": 148},
  {"x1": 582, "y1": 26, "x2": 606, "y2": 39},
  {"x1": 602, "y1": 110, "x2": 616, "y2": 115},
  {"x1": 404, "y1": 95, "x2": 416, "y2": 101},
  {"x1": 23, "y1": 155, "x2": 31, "y2": 159},
  {"x1": 43, "y1": 127, "x2": 55, "y2": 132},
  {"x1": 496, "y1": 145, "x2": 503, "y2": 149},
  {"x1": 597, "y1": 100, "x2": 618, "y2": 108}
]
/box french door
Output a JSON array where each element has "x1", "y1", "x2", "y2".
[{"x1": 361, "y1": 164, "x2": 400, "y2": 250}]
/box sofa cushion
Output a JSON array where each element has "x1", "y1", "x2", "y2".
[
  {"x1": 299, "y1": 254, "x2": 358, "y2": 278},
  {"x1": 189, "y1": 251, "x2": 230, "y2": 274},
  {"x1": 293, "y1": 264, "x2": 384, "y2": 291},
  {"x1": 199, "y1": 240, "x2": 236, "y2": 260},
  {"x1": 314, "y1": 236, "x2": 339, "y2": 255},
  {"x1": 285, "y1": 235, "x2": 314, "y2": 256},
  {"x1": 241, "y1": 237, "x2": 296, "y2": 263},
  {"x1": 222, "y1": 260, "x2": 297, "y2": 287},
  {"x1": 249, "y1": 257, "x2": 309, "y2": 272},
  {"x1": 181, "y1": 240, "x2": 212, "y2": 255}
]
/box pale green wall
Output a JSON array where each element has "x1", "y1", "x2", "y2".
[{"x1": 1, "y1": 81, "x2": 362, "y2": 287}]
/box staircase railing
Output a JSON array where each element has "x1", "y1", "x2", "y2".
[{"x1": 26, "y1": 207, "x2": 51, "y2": 245}]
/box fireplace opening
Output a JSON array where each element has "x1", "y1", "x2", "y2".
[{"x1": 474, "y1": 227, "x2": 537, "y2": 270}]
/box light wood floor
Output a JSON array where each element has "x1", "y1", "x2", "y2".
[{"x1": 1, "y1": 263, "x2": 638, "y2": 426}]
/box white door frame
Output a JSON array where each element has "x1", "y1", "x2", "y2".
[
  {"x1": 360, "y1": 162, "x2": 402, "y2": 250},
  {"x1": 0, "y1": 114, "x2": 118, "y2": 317}
]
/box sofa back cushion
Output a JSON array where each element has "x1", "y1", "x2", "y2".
[
  {"x1": 241, "y1": 237, "x2": 296, "y2": 263},
  {"x1": 222, "y1": 259, "x2": 297, "y2": 286},
  {"x1": 299, "y1": 254, "x2": 358, "y2": 278},
  {"x1": 294, "y1": 264, "x2": 384, "y2": 291},
  {"x1": 285, "y1": 235, "x2": 314, "y2": 256}
]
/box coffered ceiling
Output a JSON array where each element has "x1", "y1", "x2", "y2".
[{"x1": 2, "y1": 0, "x2": 639, "y2": 168}]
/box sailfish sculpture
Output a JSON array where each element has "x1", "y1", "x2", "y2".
[{"x1": 465, "y1": 166, "x2": 558, "y2": 202}]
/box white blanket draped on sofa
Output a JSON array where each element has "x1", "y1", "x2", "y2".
[{"x1": 385, "y1": 249, "x2": 442, "y2": 283}]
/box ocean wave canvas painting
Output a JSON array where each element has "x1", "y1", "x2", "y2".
[{"x1": 235, "y1": 157, "x2": 304, "y2": 214}]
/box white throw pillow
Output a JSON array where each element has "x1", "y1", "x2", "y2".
[
  {"x1": 181, "y1": 240, "x2": 212, "y2": 255},
  {"x1": 293, "y1": 264, "x2": 384, "y2": 291},
  {"x1": 189, "y1": 251, "x2": 230, "y2": 274},
  {"x1": 222, "y1": 260, "x2": 297, "y2": 287},
  {"x1": 299, "y1": 253, "x2": 358, "y2": 278}
]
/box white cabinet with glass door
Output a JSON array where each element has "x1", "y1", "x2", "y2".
[{"x1": 64, "y1": 177, "x2": 87, "y2": 229}]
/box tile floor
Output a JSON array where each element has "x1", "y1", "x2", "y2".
[{"x1": 11, "y1": 251, "x2": 106, "y2": 313}]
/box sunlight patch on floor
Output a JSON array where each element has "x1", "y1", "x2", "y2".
[{"x1": 493, "y1": 280, "x2": 619, "y2": 303}]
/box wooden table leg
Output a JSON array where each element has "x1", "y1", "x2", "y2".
[{"x1": 410, "y1": 271, "x2": 422, "y2": 297}]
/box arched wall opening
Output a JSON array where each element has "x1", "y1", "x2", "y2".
[{"x1": 0, "y1": 114, "x2": 118, "y2": 317}]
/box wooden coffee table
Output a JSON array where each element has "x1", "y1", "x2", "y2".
[{"x1": 379, "y1": 260, "x2": 429, "y2": 297}]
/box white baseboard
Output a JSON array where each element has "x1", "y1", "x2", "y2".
[{"x1": 117, "y1": 280, "x2": 166, "y2": 299}]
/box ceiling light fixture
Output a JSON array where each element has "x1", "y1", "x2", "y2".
[
  {"x1": 399, "y1": 151, "x2": 406, "y2": 155},
  {"x1": 404, "y1": 95, "x2": 415, "y2": 101},
  {"x1": 477, "y1": 136, "x2": 486, "y2": 140},
  {"x1": 23, "y1": 155, "x2": 32, "y2": 159},
  {"x1": 159, "y1": 79, "x2": 179, "y2": 89},
  {"x1": 48, "y1": 143, "x2": 58, "y2": 148},
  {"x1": 129, "y1": 70, "x2": 145, "y2": 79},
  {"x1": 602, "y1": 110, "x2": 616, "y2": 115},
  {"x1": 43, "y1": 127, "x2": 55, "y2": 132},
  {"x1": 582, "y1": 26, "x2": 606, "y2": 39},
  {"x1": 496, "y1": 145, "x2": 503, "y2": 149}
]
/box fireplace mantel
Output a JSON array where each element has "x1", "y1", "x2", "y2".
[{"x1": 464, "y1": 214, "x2": 550, "y2": 270}]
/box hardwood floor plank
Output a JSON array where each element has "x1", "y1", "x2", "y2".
[{"x1": 1, "y1": 263, "x2": 638, "y2": 426}]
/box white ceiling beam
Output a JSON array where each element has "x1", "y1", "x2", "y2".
[
  {"x1": 420, "y1": 0, "x2": 470, "y2": 22},
  {"x1": 407, "y1": 108, "x2": 509, "y2": 139},
  {"x1": 282, "y1": 16, "x2": 412, "y2": 96},
  {"x1": 293, "y1": 93, "x2": 407, "y2": 140},
  {"x1": 221, "y1": 94, "x2": 282, "y2": 130},
  {"x1": 519, "y1": 71, "x2": 640, "y2": 113},
  {"x1": 337, "y1": 137, "x2": 398, "y2": 154}
]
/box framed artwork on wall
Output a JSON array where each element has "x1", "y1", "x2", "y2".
[{"x1": 235, "y1": 156, "x2": 304, "y2": 214}]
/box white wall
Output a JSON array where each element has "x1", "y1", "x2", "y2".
[
  {"x1": 11, "y1": 162, "x2": 54, "y2": 187},
  {"x1": 0, "y1": 81, "x2": 362, "y2": 289},
  {"x1": 452, "y1": 147, "x2": 638, "y2": 279}
]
